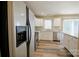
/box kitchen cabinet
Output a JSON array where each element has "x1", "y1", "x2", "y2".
[
  {"x1": 53, "y1": 32, "x2": 60, "y2": 41},
  {"x1": 71, "y1": 37, "x2": 79, "y2": 56},
  {"x1": 53, "y1": 32, "x2": 57, "y2": 41},
  {"x1": 35, "y1": 18, "x2": 43, "y2": 26},
  {"x1": 40, "y1": 30, "x2": 53, "y2": 40},
  {"x1": 63, "y1": 33, "x2": 79, "y2": 57},
  {"x1": 53, "y1": 18, "x2": 61, "y2": 26}
]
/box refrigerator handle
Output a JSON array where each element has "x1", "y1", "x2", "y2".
[{"x1": 29, "y1": 25, "x2": 31, "y2": 43}]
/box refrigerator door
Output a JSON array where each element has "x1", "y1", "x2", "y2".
[
  {"x1": 13, "y1": 2, "x2": 27, "y2": 57},
  {"x1": 15, "y1": 26, "x2": 27, "y2": 57},
  {"x1": 26, "y1": 6, "x2": 32, "y2": 57}
]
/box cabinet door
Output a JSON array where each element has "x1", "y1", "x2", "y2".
[
  {"x1": 66, "y1": 35, "x2": 69, "y2": 49},
  {"x1": 53, "y1": 32, "x2": 57, "y2": 40},
  {"x1": 35, "y1": 18, "x2": 43, "y2": 26},
  {"x1": 63, "y1": 34, "x2": 66, "y2": 47},
  {"x1": 64, "y1": 34, "x2": 69, "y2": 49},
  {"x1": 69, "y1": 36, "x2": 74, "y2": 55},
  {"x1": 72, "y1": 37, "x2": 78, "y2": 56}
]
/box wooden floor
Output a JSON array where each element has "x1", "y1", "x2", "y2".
[{"x1": 32, "y1": 40, "x2": 73, "y2": 57}]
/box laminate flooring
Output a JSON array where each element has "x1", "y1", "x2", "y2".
[{"x1": 32, "y1": 40, "x2": 73, "y2": 57}]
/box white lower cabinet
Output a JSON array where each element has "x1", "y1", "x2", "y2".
[{"x1": 63, "y1": 33, "x2": 79, "y2": 57}]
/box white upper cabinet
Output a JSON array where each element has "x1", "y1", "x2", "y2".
[
  {"x1": 35, "y1": 18, "x2": 43, "y2": 26},
  {"x1": 53, "y1": 18, "x2": 61, "y2": 26}
]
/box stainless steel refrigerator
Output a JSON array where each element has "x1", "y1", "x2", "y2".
[{"x1": 16, "y1": 6, "x2": 31, "y2": 57}]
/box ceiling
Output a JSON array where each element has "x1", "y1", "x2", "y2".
[{"x1": 25, "y1": 1, "x2": 79, "y2": 17}]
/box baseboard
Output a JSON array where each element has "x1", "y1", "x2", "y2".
[
  {"x1": 39, "y1": 40, "x2": 51, "y2": 41},
  {"x1": 40, "y1": 40, "x2": 60, "y2": 42}
]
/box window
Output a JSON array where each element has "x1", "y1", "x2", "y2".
[
  {"x1": 63, "y1": 19, "x2": 79, "y2": 37},
  {"x1": 44, "y1": 20, "x2": 52, "y2": 29}
]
